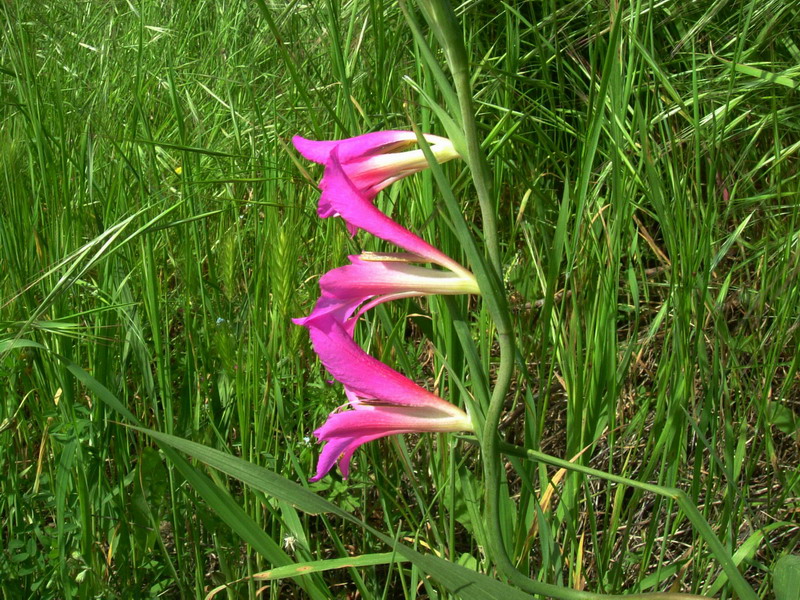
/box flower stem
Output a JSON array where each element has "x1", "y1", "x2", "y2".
[
  {"x1": 417, "y1": 0, "x2": 524, "y2": 592},
  {"x1": 421, "y1": 1, "x2": 501, "y2": 275}
]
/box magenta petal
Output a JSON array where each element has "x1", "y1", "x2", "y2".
[
  {"x1": 293, "y1": 131, "x2": 418, "y2": 165},
  {"x1": 295, "y1": 133, "x2": 419, "y2": 228},
  {"x1": 310, "y1": 423, "x2": 389, "y2": 482},
  {"x1": 309, "y1": 405, "x2": 471, "y2": 481},
  {"x1": 293, "y1": 256, "x2": 479, "y2": 335},
  {"x1": 292, "y1": 136, "x2": 340, "y2": 164},
  {"x1": 320, "y1": 148, "x2": 462, "y2": 270},
  {"x1": 304, "y1": 314, "x2": 451, "y2": 410},
  {"x1": 320, "y1": 256, "x2": 476, "y2": 298},
  {"x1": 292, "y1": 294, "x2": 363, "y2": 330},
  {"x1": 310, "y1": 429, "x2": 388, "y2": 482},
  {"x1": 309, "y1": 431, "x2": 357, "y2": 482}
]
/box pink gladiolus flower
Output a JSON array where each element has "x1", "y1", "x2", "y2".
[
  {"x1": 293, "y1": 253, "x2": 480, "y2": 336},
  {"x1": 297, "y1": 311, "x2": 473, "y2": 482},
  {"x1": 301, "y1": 142, "x2": 471, "y2": 280},
  {"x1": 293, "y1": 131, "x2": 459, "y2": 236}
]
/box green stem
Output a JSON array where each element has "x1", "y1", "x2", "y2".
[
  {"x1": 452, "y1": 59, "x2": 501, "y2": 275},
  {"x1": 425, "y1": 1, "x2": 501, "y2": 275},
  {"x1": 419, "y1": 0, "x2": 526, "y2": 592}
]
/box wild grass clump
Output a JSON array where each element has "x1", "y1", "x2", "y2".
[{"x1": 1, "y1": 0, "x2": 798, "y2": 598}]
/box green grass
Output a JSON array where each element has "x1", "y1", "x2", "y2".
[{"x1": 1, "y1": 0, "x2": 798, "y2": 598}]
